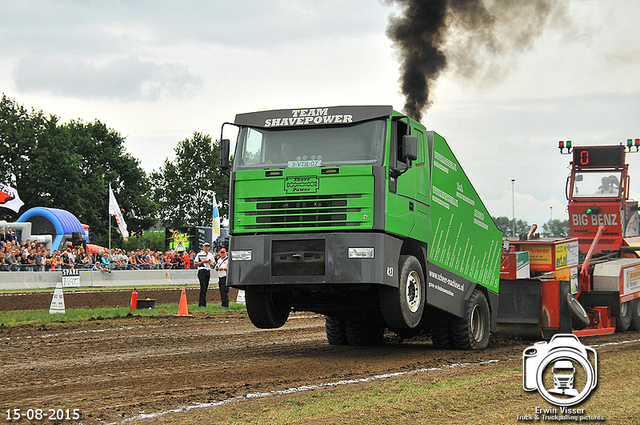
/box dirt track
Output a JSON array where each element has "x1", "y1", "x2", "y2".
[
  {"x1": 0, "y1": 287, "x2": 231, "y2": 312},
  {"x1": 1, "y1": 291, "x2": 639, "y2": 424}
]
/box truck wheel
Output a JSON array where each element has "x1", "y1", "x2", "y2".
[
  {"x1": 429, "y1": 308, "x2": 452, "y2": 349},
  {"x1": 451, "y1": 289, "x2": 490, "y2": 350},
  {"x1": 325, "y1": 316, "x2": 348, "y2": 345},
  {"x1": 630, "y1": 299, "x2": 640, "y2": 331},
  {"x1": 617, "y1": 300, "x2": 633, "y2": 332},
  {"x1": 391, "y1": 310, "x2": 429, "y2": 339},
  {"x1": 567, "y1": 293, "x2": 590, "y2": 331},
  {"x1": 245, "y1": 288, "x2": 290, "y2": 329},
  {"x1": 391, "y1": 327, "x2": 422, "y2": 339},
  {"x1": 380, "y1": 255, "x2": 425, "y2": 329},
  {"x1": 345, "y1": 313, "x2": 385, "y2": 346}
]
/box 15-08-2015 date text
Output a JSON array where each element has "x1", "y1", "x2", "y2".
[{"x1": 5, "y1": 408, "x2": 81, "y2": 421}]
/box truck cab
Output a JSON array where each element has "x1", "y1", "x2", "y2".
[{"x1": 566, "y1": 144, "x2": 640, "y2": 253}]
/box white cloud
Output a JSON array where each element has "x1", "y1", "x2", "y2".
[
  {"x1": 0, "y1": 0, "x2": 638, "y2": 224},
  {"x1": 484, "y1": 189, "x2": 567, "y2": 226},
  {"x1": 422, "y1": 89, "x2": 640, "y2": 226},
  {"x1": 12, "y1": 56, "x2": 203, "y2": 101},
  {"x1": 0, "y1": 1, "x2": 394, "y2": 54}
]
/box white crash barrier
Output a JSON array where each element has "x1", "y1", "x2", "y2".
[{"x1": 0, "y1": 269, "x2": 217, "y2": 290}]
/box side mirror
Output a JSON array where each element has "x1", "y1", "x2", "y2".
[
  {"x1": 219, "y1": 139, "x2": 230, "y2": 170},
  {"x1": 402, "y1": 135, "x2": 418, "y2": 162}
]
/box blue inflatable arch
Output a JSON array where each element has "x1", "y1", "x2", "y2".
[{"x1": 16, "y1": 207, "x2": 86, "y2": 251}]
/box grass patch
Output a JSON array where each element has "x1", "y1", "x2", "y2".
[
  {"x1": 0, "y1": 302, "x2": 246, "y2": 327},
  {"x1": 158, "y1": 345, "x2": 640, "y2": 425}
]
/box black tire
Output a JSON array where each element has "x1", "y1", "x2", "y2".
[
  {"x1": 325, "y1": 316, "x2": 348, "y2": 345},
  {"x1": 345, "y1": 313, "x2": 385, "y2": 346},
  {"x1": 451, "y1": 289, "x2": 490, "y2": 350},
  {"x1": 429, "y1": 308, "x2": 452, "y2": 349},
  {"x1": 391, "y1": 326, "x2": 422, "y2": 340},
  {"x1": 568, "y1": 293, "x2": 590, "y2": 331},
  {"x1": 390, "y1": 309, "x2": 430, "y2": 339},
  {"x1": 380, "y1": 255, "x2": 425, "y2": 329},
  {"x1": 617, "y1": 300, "x2": 633, "y2": 332},
  {"x1": 630, "y1": 299, "x2": 640, "y2": 331},
  {"x1": 245, "y1": 288, "x2": 290, "y2": 329}
]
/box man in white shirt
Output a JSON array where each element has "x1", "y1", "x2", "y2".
[
  {"x1": 194, "y1": 242, "x2": 215, "y2": 307},
  {"x1": 215, "y1": 248, "x2": 229, "y2": 308}
]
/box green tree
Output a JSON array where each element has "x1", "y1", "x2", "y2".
[
  {"x1": 0, "y1": 94, "x2": 157, "y2": 239},
  {"x1": 541, "y1": 219, "x2": 570, "y2": 237},
  {"x1": 119, "y1": 230, "x2": 164, "y2": 252},
  {"x1": 57, "y1": 119, "x2": 157, "y2": 241},
  {"x1": 151, "y1": 132, "x2": 229, "y2": 227},
  {"x1": 492, "y1": 216, "x2": 530, "y2": 237},
  {"x1": 0, "y1": 94, "x2": 49, "y2": 221}
]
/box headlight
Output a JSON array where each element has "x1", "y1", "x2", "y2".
[
  {"x1": 348, "y1": 247, "x2": 374, "y2": 259},
  {"x1": 231, "y1": 250, "x2": 252, "y2": 261}
]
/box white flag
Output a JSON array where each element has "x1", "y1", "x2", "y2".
[
  {"x1": 212, "y1": 192, "x2": 220, "y2": 242},
  {"x1": 0, "y1": 183, "x2": 24, "y2": 213},
  {"x1": 108, "y1": 185, "x2": 129, "y2": 238}
]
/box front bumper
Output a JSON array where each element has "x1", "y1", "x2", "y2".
[{"x1": 228, "y1": 232, "x2": 402, "y2": 288}]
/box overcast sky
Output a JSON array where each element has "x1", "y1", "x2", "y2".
[{"x1": 1, "y1": 0, "x2": 639, "y2": 226}]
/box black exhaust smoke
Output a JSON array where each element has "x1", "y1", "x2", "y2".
[
  {"x1": 386, "y1": 0, "x2": 448, "y2": 122},
  {"x1": 386, "y1": 0, "x2": 566, "y2": 122}
]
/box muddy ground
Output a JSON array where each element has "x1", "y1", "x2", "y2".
[
  {"x1": 0, "y1": 291, "x2": 639, "y2": 424},
  {"x1": 0, "y1": 286, "x2": 236, "y2": 311}
]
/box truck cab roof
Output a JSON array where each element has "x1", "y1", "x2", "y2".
[{"x1": 234, "y1": 106, "x2": 395, "y2": 128}]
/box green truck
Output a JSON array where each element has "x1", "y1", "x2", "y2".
[{"x1": 219, "y1": 106, "x2": 502, "y2": 348}]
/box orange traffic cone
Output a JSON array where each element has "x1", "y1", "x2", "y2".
[{"x1": 174, "y1": 287, "x2": 193, "y2": 317}]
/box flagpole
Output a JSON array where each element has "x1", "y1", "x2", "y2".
[
  {"x1": 108, "y1": 184, "x2": 112, "y2": 257},
  {"x1": 212, "y1": 192, "x2": 220, "y2": 246},
  {"x1": 211, "y1": 192, "x2": 217, "y2": 245}
]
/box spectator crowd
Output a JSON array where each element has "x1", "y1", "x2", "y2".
[{"x1": 1, "y1": 227, "x2": 225, "y2": 272}]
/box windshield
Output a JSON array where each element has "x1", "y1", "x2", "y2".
[
  {"x1": 573, "y1": 171, "x2": 621, "y2": 198},
  {"x1": 233, "y1": 120, "x2": 386, "y2": 170}
]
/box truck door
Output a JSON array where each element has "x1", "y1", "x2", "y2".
[
  {"x1": 386, "y1": 118, "x2": 431, "y2": 241},
  {"x1": 411, "y1": 127, "x2": 431, "y2": 242}
]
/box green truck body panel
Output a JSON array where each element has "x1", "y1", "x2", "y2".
[
  {"x1": 428, "y1": 133, "x2": 502, "y2": 294},
  {"x1": 226, "y1": 106, "x2": 502, "y2": 318}
]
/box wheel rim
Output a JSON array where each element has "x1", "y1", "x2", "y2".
[
  {"x1": 405, "y1": 271, "x2": 421, "y2": 313},
  {"x1": 620, "y1": 302, "x2": 633, "y2": 320},
  {"x1": 470, "y1": 304, "x2": 486, "y2": 343}
]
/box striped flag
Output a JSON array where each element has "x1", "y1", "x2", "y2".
[
  {"x1": 212, "y1": 192, "x2": 220, "y2": 242},
  {"x1": 108, "y1": 185, "x2": 129, "y2": 238},
  {"x1": 0, "y1": 183, "x2": 24, "y2": 213}
]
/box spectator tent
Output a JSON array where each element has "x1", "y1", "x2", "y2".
[{"x1": 16, "y1": 207, "x2": 86, "y2": 251}]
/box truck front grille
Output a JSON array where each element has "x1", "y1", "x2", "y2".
[{"x1": 241, "y1": 194, "x2": 363, "y2": 230}]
